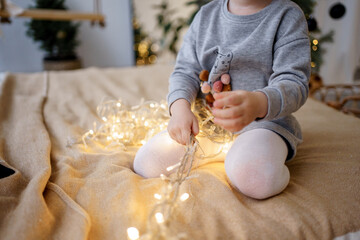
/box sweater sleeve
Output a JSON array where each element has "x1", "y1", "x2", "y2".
[
  {"x1": 167, "y1": 11, "x2": 203, "y2": 109},
  {"x1": 257, "y1": 7, "x2": 311, "y2": 121}
]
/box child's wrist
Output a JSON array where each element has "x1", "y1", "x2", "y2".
[
  {"x1": 253, "y1": 92, "x2": 268, "y2": 119},
  {"x1": 170, "y1": 98, "x2": 191, "y2": 116}
]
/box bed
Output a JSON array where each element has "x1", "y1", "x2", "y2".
[{"x1": 0, "y1": 64, "x2": 359, "y2": 240}]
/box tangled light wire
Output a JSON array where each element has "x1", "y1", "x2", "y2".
[{"x1": 68, "y1": 97, "x2": 233, "y2": 239}]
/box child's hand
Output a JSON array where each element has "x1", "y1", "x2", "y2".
[
  {"x1": 212, "y1": 90, "x2": 268, "y2": 132},
  {"x1": 168, "y1": 99, "x2": 199, "y2": 145}
]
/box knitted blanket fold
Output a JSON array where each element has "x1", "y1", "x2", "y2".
[{"x1": 0, "y1": 65, "x2": 359, "y2": 240}]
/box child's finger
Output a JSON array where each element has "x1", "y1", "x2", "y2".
[
  {"x1": 213, "y1": 117, "x2": 245, "y2": 133},
  {"x1": 174, "y1": 135, "x2": 183, "y2": 146},
  {"x1": 192, "y1": 118, "x2": 199, "y2": 136},
  {"x1": 212, "y1": 106, "x2": 242, "y2": 119},
  {"x1": 213, "y1": 91, "x2": 234, "y2": 100},
  {"x1": 181, "y1": 129, "x2": 191, "y2": 145},
  {"x1": 213, "y1": 92, "x2": 243, "y2": 108},
  {"x1": 169, "y1": 129, "x2": 183, "y2": 145}
]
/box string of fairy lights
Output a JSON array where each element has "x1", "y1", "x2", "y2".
[
  {"x1": 68, "y1": 98, "x2": 233, "y2": 239},
  {"x1": 311, "y1": 38, "x2": 319, "y2": 69}
]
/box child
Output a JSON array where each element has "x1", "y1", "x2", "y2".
[{"x1": 134, "y1": 0, "x2": 310, "y2": 199}]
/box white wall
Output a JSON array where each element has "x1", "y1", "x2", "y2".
[
  {"x1": 0, "y1": 0, "x2": 134, "y2": 72},
  {"x1": 312, "y1": 0, "x2": 360, "y2": 84}
]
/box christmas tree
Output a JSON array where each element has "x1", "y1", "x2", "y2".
[
  {"x1": 25, "y1": 0, "x2": 80, "y2": 60},
  {"x1": 155, "y1": 0, "x2": 333, "y2": 73}
]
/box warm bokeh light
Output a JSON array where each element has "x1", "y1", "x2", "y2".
[
  {"x1": 127, "y1": 227, "x2": 139, "y2": 240},
  {"x1": 155, "y1": 212, "x2": 165, "y2": 224},
  {"x1": 180, "y1": 193, "x2": 190, "y2": 201},
  {"x1": 154, "y1": 193, "x2": 162, "y2": 200}
]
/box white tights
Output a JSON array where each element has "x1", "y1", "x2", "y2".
[{"x1": 133, "y1": 129, "x2": 289, "y2": 199}]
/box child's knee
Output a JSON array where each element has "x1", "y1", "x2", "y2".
[
  {"x1": 133, "y1": 131, "x2": 185, "y2": 178},
  {"x1": 133, "y1": 151, "x2": 158, "y2": 178},
  {"x1": 225, "y1": 157, "x2": 290, "y2": 199}
]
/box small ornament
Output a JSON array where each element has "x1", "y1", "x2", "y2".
[
  {"x1": 201, "y1": 82, "x2": 211, "y2": 94},
  {"x1": 307, "y1": 16, "x2": 318, "y2": 32},
  {"x1": 213, "y1": 80, "x2": 223, "y2": 93},
  {"x1": 199, "y1": 70, "x2": 209, "y2": 81},
  {"x1": 223, "y1": 84, "x2": 231, "y2": 92},
  {"x1": 199, "y1": 69, "x2": 231, "y2": 106},
  {"x1": 205, "y1": 94, "x2": 215, "y2": 105},
  {"x1": 329, "y1": 2, "x2": 346, "y2": 19},
  {"x1": 221, "y1": 74, "x2": 231, "y2": 85}
]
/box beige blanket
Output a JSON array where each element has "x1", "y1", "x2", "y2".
[{"x1": 0, "y1": 65, "x2": 359, "y2": 240}]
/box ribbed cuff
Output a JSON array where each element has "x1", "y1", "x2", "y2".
[
  {"x1": 167, "y1": 89, "x2": 194, "y2": 115},
  {"x1": 255, "y1": 87, "x2": 282, "y2": 120}
]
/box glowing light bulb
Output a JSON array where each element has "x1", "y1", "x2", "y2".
[
  {"x1": 144, "y1": 121, "x2": 149, "y2": 127},
  {"x1": 222, "y1": 142, "x2": 233, "y2": 154},
  {"x1": 127, "y1": 227, "x2": 139, "y2": 240},
  {"x1": 89, "y1": 130, "x2": 94, "y2": 135},
  {"x1": 116, "y1": 102, "x2": 121, "y2": 107},
  {"x1": 155, "y1": 212, "x2": 165, "y2": 223},
  {"x1": 140, "y1": 140, "x2": 146, "y2": 145},
  {"x1": 180, "y1": 193, "x2": 189, "y2": 201},
  {"x1": 154, "y1": 193, "x2": 162, "y2": 200},
  {"x1": 313, "y1": 39, "x2": 318, "y2": 45},
  {"x1": 102, "y1": 117, "x2": 107, "y2": 122},
  {"x1": 166, "y1": 162, "x2": 181, "y2": 172},
  {"x1": 150, "y1": 103, "x2": 155, "y2": 108}
]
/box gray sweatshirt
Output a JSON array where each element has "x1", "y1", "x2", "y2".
[{"x1": 167, "y1": 0, "x2": 311, "y2": 159}]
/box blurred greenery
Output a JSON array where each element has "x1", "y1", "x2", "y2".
[{"x1": 25, "y1": 0, "x2": 80, "y2": 60}]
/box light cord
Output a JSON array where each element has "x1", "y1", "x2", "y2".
[{"x1": 68, "y1": 98, "x2": 233, "y2": 240}]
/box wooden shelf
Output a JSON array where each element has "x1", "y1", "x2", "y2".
[{"x1": 0, "y1": 9, "x2": 105, "y2": 22}]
